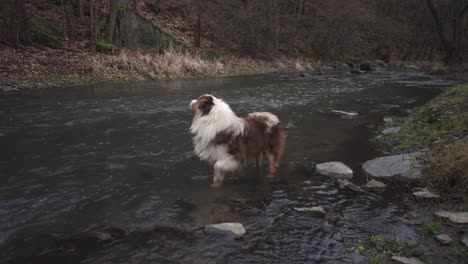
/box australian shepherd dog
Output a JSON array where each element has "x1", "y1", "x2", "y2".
[{"x1": 189, "y1": 94, "x2": 286, "y2": 187}]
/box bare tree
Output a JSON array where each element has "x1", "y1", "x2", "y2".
[
  {"x1": 425, "y1": 0, "x2": 468, "y2": 66},
  {"x1": 106, "y1": 0, "x2": 120, "y2": 43}
]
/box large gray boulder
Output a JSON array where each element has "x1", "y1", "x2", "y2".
[
  {"x1": 362, "y1": 152, "x2": 422, "y2": 182},
  {"x1": 118, "y1": 10, "x2": 186, "y2": 52},
  {"x1": 316, "y1": 162, "x2": 353, "y2": 179}
]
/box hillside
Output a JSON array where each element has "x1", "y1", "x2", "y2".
[{"x1": 0, "y1": 0, "x2": 467, "y2": 90}]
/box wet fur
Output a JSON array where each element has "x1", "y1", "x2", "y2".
[{"x1": 190, "y1": 94, "x2": 286, "y2": 186}]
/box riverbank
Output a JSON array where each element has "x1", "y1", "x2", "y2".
[
  {"x1": 2, "y1": 45, "x2": 466, "y2": 93},
  {"x1": 373, "y1": 82, "x2": 468, "y2": 262},
  {"x1": 0, "y1": 46, "x2": 320, "y2": 92},
  {"x1": 378, "y1": 83, "x2": 468, "y2": 199}
]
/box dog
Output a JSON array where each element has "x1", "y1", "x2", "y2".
[{"x1": 189, "y1": 94, "x2": 286, "y2": 186}]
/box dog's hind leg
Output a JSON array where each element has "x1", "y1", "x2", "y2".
[{"x1": 255, "y1": 152, "x2": 263, "y2": 169}]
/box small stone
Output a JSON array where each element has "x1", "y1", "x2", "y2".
[
  {"x1": 391, "y1": 256, "x2": 425, "y2": 264},
  {"x1": 293, "y1": 206, "x2": 326, "y2": 214},
  {"x1": 337, "y1": 179, "x2": 364, "y2": 193},
  {"x1": 462, "y1": 236, "x2": 468, "y2": 249},
  {"x1": 316, "y1": 162, "x2": 353, "y2": 179},
  {"x1": 383, "y1": 117, "x2": 394, "y2": 125},
  {"x1": 412, "y1": 188, "x2": 440, "y2": 199},
  {"x1": 435, "y1": 234, "x2": 452, "y2": 245},
  {"x1": 351, "y1": 69, "x2": 366, "y2": 74},
  {"x1": 331, "y1": 110, "x2": 358, "y2": 118},
  {"x1": 434, "y1": 211, "x2": 468, "y2": 224},
  {"x1": 365, "y1": 179, "x2": 387, "y2": 188},
  {"x1": 204, "y1": 223, "x2": 246, "y2": 238},
  {"x1": 382, "y1": 127, "x2": 401, "y2": 134}
]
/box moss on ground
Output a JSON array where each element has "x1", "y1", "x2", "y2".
[{"x1": 382, "y1": 83, "x2": 468, "y2": 195}]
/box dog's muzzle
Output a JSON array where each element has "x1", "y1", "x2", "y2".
[{"x1": 190, "y1": 100, "x2": 197, "y2": 111}]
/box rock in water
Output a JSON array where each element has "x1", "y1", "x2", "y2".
[
  {"x1": 435, "y1": 234, "x2": 452, "y2": 245},
  {"x1": 293, "y1": 206, "x2": 326, "y2": 214},
  {"x1": 391, "y1": 256, "x2": 425, "y2": 264},
  {"x1": 362, "y1": 152, "x2": 422, "y2": 182},
  {"x1": 331, "y1": 110, "x2": 358, "y2": 118},
  {"x1": 434, "y1": 211, "x2": 468, "y2": 224},
  {"x1": 412, "y1": 188, "x2": 440, "y2": 199},
  {"x1": 315, "y1": 162, "x2": 353, "y2": 179},
  {"x1": 337, "y1": 179, "x2": 364, "y2": 193},
  {"x1": 204, "y1": 223, "x2": 246, "y2": 238},
  {"x1": 350, "y1": 69, "x2": 366, "y2": 74},
  {"x1": 360, "y1": 62, "x2": 374, "y2": 71},
  {"x1": 365, "y1": 179, "x2": 387, "y2": 188},
  {"x1": 462, "y1": 236, "x2": 468, "y2": 249},
  {"x1": 382, "y1": 127, "x2": 401, "y2": 134}
]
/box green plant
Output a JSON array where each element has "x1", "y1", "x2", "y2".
[
  {"x1": 95, "y1": 41, "x2": 115, "y2": 54},
  {"x1": 422, "y1": 218, "x2": 443, "y2": 235},
  {"x1": 347, "y1": 239, "x2": 368, "y2": 253},
  {"x1": 368, "y1": 255, "x2": 383, "y2": 264},
  {"x1": 370, "y1": 234, "x2": 385, "y2": 243}
]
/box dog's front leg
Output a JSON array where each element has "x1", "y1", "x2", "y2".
[
  {"x1": 255, "y1": 153, "x2": 263, "y2": 169},
  {"x1": 211, "y1": 165, "x2": 225, "y2": 187}
]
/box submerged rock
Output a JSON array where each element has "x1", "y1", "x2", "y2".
[
  {"x1": 462, "y1": 236, "x2": 468, "y2": 249},
  {"x1": 316, "y1": 162, "x2": 353, "y2": 179},
  {"x1": 365, "y1": 179, "x2": 387, "y2": 188},
  {"x1": 337, "y1": 179, "x2": 364, "y2": 193},
  {"x1": 331, "y1": 110, "x2": 358, "y2": 118},
  {"x1": 391, "y1": 256, "x2": 425, "y2": 264},
  {"x1": 351, "y1": 69, "x2": 366, "y2": 74},
  {"x1": 435, "y1": 211, "x2": 468, "y2": 224},
  {"x1": 204, "y1": 223, "x2": 246, "y2": 238},
  {"x1": 360, "y1": 62, "x2": 374, "y2": 71},
  {"x1": 293, "y1": 206, "x2": 326, "y2": 214},
  {"x1": 362, "y1": 152, "x2": 422, "y2": 182},
  {"x1": 382, "y1": 127, "x2": 402, "y2": 134},
  {"x1": 435, "y1": 234, "x2": 452, "y2": 245},
  {"x1": 412, "y1": 188, "x2": 440, "y2": 199}
]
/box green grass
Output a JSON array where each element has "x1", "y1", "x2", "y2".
[
  {"x1": 368, "y1": 255, "x2": 383, "y2": 264},
  {"x1": 347, "y1": 234, "x2": 408, "y2": 262},
  {"x1": 381, "y1": 83, "x2": 468, "y2": 195},
  {"x1": 392, "y1": 83, "x2": 468, "y2": 151},
  {"x1": 422, "y1": 218, "x2": 443, "y2": 235}
]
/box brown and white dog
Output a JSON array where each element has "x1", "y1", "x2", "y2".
[{"x1": 190, "y1": 94, "x2": 286, "y2": 186}]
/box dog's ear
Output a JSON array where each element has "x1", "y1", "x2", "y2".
[{"x1": 198, "y1": 95, "x2": 214, "y2": 115}]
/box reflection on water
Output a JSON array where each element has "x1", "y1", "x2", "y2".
[{"x1": 0, "y1": 70, "x2": 458, "y2": 263}]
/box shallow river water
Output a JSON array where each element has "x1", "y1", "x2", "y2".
[{"x1": 0, "y1": 70, "x2": 460, "y2": 263}]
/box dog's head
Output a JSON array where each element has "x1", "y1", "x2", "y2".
[{"x1": 190, "y1": 94, "x2": 219, "y2": 116}]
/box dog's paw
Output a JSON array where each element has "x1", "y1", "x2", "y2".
[{"x1": 210, "y1": 182, "x2": 223, "y2": 188}]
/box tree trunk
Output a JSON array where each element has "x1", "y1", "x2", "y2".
[
  {"x1": 61, "y1": 0, "x2": 67, "y2": 39},
  {"x1": 94, "y1": 0, "x2": 99, "y2": 40},
  {"x1": 425, "y1": 0, "x2": 468, "y2": 66},
  {"x1": 78, "y1": 0, "x2": 83, "y2": 19},
  {"x1": 194, "y1": 4, "x2": 202, "y2": 48},
  {"x1": 90, "y1": 0, "x2": 95, "y2": 40},
  {"x1": 106, "y1": 0, "x2": 119, "y2": 43},
  {"x1": 274, "y1": 0, "x2": 279, "y2": 51}
]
